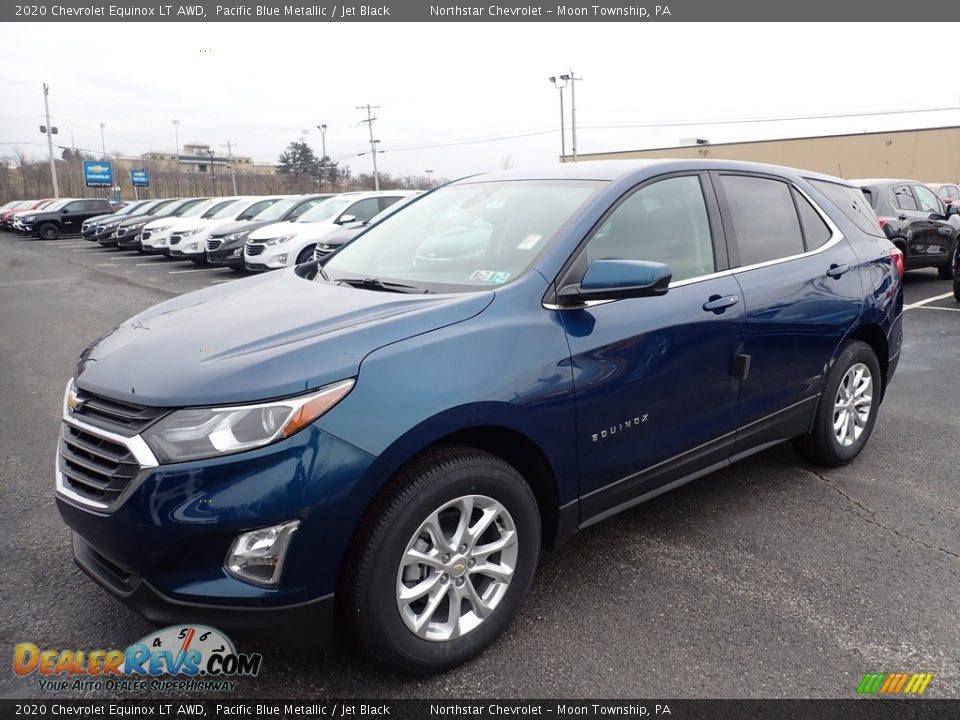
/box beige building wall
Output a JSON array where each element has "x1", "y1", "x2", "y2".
[{"x1": 573, "y1": 126, "x2": 960, "y2": 183}]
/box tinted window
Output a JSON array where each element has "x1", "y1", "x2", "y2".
[
  {"x1": 913, "y1": 185, "x2": 941, "y2": 214},
  {"x1": 807, "y1": 179, "x2": 884, "y2": 237},
  {"x1": 794, "y1": 191, "x2": 832, "y2": 250},
  {"x1": 720, "y1": 175, "x2": 804, "y2": 265},
  {"x1": 240, "y1": 199, "x2": 276, "y2": 219},
  {"x1": 85, "y1": 200, "x2": 108, "y2": 211},
  {"x1": 893, "y1": 185, "x2": 918, "y2": 211},
  {"x1": 345, "y1": 198, "x2": 381, "y2": 223},
  {"x1": 585, "y1": 175, "x2": 715, "y2": 282},
  {"x1": 64, "y1": 201, "x2": 86, "y2": 212}
]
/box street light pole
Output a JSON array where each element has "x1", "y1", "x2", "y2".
[
  {"x1": 207, "y1": 149, "x2": 216, "y2": 195},
  {"x1": 560, "y1": 71, "x2": 582, "y2": 162},
  {"x1": 171, "y1": 119, "x2": 181, "y2": 196},
  {"x1": 99, "y1": 123, "x2": 107, "y2": 160},
  {"x1": 549, "y1": 76, "x2": 568, "y2": 162}
]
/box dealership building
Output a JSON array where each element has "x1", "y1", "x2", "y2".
[{"x1": 571, "y1": 125, "x2": 960, "y2": 183}]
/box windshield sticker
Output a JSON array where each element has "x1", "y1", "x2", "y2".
[
  {"x1": 517, "y1": 233, "x2": 543, "y2": 250},
  {"x1": 470, "y1": 270, "x2": 511, "y2": 284}
]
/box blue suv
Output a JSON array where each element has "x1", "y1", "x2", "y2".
[{"x1": 56, "y1": 160, "x2": 903, "y2": 673}]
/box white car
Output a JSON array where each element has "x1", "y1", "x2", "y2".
[
  {"x1": 140, "y1": 198, "x2": 222, "y2": 253},
  {"x1": 166, "y1": 197, "x2": 285, "y2": 260},
  {"x1": 243, "y1": 191, "x2": 416, "y2": 271}
]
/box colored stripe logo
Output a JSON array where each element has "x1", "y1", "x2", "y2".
[{"x1": 857, "y1": 672, "x2": 933, "y2": 695}]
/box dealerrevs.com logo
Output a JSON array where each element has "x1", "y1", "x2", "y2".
[{"x1": 13, "y1": 625, "x2": 262, "y2": 693}]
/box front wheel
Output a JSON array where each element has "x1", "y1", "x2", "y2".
[
  {"x1": 346, "y1": 447, "x2": 541, "y2": 674},
  {"x1": 37, "y1": 223, "x2": 59, "y2": 240},
  {"x1": 794, "y1": 340, "x2": 881, "y2": 466},
  {"x1": 295, "y1": 246, "x2": 316, "y2": 265}
]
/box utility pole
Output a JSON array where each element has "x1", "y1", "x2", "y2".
[
  {"x1": 99, "y1": 123, "x2": 107, "y2": 159},
  {"x1": 171, "y1": 119, "x2": 181, "y2": 196},
  {"x1": 222, "y1": 141, "x2": 238, "y2": 194},
  {"x1": 357, "y1": 104, "x2": 381, "y2": 191},
  {"x1": 317, "y1": 123, "x2": 327, "y2": 192},
  {"x1": 207, "y1": 149, "x2": 216, "y2": 195},
  {"x1": 42, "y1": 82, "x2": 59, "y2": 198}
]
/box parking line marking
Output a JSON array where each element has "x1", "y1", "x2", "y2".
[
  {"x1": 903, "y1": 292, "x2": 954, "y2": 310},
  {"x1": 915, "y1": 305, "x2": 960, "y2": 313},
  {"x1": 135, "y1": 262, "x2": 167, "y2": 266},
  {"x1": 209, "y1": 279, "x2": 232, "y2": 284},
  {"x1": 168, "y1": 267, "x2": 221, "y2": 274},
  {"x1": 107, "y1": 256, "x2": 142, "y2": 261}
]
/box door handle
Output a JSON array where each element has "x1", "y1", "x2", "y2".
[
  {"x1": 898, "y1": 214, "x2": 907, "y2": 221},
  {"x1": 826, "y1": 263, "x2": 849, "y2": 279},
  {"x1": 702, "y1": 294, "x2": 740, "y2": 312}
]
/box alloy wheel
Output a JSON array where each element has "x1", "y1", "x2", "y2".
[{"x1": 832, "y1": 362, "x2": 873, "y2": 447}]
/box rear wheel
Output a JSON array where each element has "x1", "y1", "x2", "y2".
[
  {"x1": 37, "y1": 223, "x2": 59, "y2": 240},
  {"x1": 794, "y1": 340, "x2": 881, "y2": 466},
  {"x1": 346, "y1": 447, "x2": 540, "y2": 674}
]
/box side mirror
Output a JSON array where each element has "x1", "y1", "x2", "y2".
[
  {"x1": 337, "y1": 214, "x2": 357, "y2": 225},
  {"x1": 945, "y1": 204, "x2": 959, "y2": 217},
  {"x1": 558, "y1": 259, "x2": 672, "y2": 306},
  {"x1": 62, "y1": 208, "x2": 70, "y2": 213}
]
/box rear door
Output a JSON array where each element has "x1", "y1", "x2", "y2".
[
  {"x1": 561, "y1": 173, "x2": 744, "y2": 520},
  {"x1": 713, "y1": 172, "x2": 864, "y2": 452},
  {"x1": 911, "y1": 184, "x2": 955, "y2": 257}
]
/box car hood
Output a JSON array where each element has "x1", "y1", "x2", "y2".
[
  {"x1": 210, "y1": 219, "x2": 272, "y2": 238},
  {"x1": 75, "y1": 270, "x2": 494, "y2": 407},
  {"x1": 247, "y1": 219, "x2": 337, "y2": 241},
  {"x1": 85, "y1": 212, "x2": 121, "y2": 224},
  {"x1": 116, "y1": 213, "x2": 162, "y2": 228},
  {"x1": 317, "y1": 225, "x2": 365, "y2": 248}
]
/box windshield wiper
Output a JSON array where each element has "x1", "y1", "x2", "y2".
[{"x1": 335, "y1": 277, "x2": 434, "y2": 294}]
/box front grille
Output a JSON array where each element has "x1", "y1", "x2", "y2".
[
  {"x1": 59, "y1": 424, "x2": 140, "y2": 505},
  {"x1": 169, "y1": 233, "x2": 183, "y2": 246},
  {"x1": 245, "y1": 262, "x2": 268, "y2": 272},
  {"x1": 206, "y1": 238, "x2": 223, "y2": 251},
  {"x1": 71, "y1": 389, "x2": 166, "y2": 434},
  {"x1": 141, "y1": 231, "x2": 152, "y2": 241},
  {"x1": 116, "y1": 227, "x2": 129, "y2": 237},
  {"x1": 246, "y1": 243, "x2": 265, "y2": 256}
]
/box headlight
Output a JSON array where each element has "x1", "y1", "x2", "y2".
[
  {"x1": 181, "y1": 227, "x2": 204, "y2": 237},
  {"x1": 265, "y1": 234, "x2": 295, "y2": 247},
  {"x1": 224, "y1": 232, "x2": 247, "y2": 242},
  {"x1": 150, "y1": 225, "x2": 172, "y2": 234},
  {"x1": 142, "y1": 379, "x2": 355, "y2": 463},
  {"x1": 23, "y1": 216, "x2": 36, "y2": 222}
]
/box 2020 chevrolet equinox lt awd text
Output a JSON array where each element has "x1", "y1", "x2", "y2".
[{"x1": 56, "y1": 160, "x2": 903, "y2": 673}]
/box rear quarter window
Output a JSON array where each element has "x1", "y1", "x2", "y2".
[{"x1": 807, "y1": 179, "x2": 885, "y2": 238}]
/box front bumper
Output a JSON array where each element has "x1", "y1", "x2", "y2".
[
  {"x1": 56, "y1": 413, "x2": 394, "y2": 641},
  {"x1": 72, "y1": 533, "x2": 335, "y2": 648},
  {"x1": 206, "y1": 244, "x2": 244, "y2": 266}
]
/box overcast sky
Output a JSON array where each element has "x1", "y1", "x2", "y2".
[{"x1": 2, "y1": 22, "x2": 959, "y2": 179}]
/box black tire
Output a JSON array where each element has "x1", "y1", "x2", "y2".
[
  {"x1": 346, "y1": 446, "x2": 540, "y2": 674},
  {"x1": 229, "y1": 265, "x2": 247, "y2": 274},
  {"x1": 953, "y1": 275, "x2": 960, "y2": 303},
  {"x1": 794, "y1": 340, "x2": 882, "y2": 467},
  {"x1": 939, "y1": 238, "x2": 958, "y2": 280},
  {"x1": 190, "y1": 256, "x2": 206, "y2": 265},
  {"x1": 295, "y1": 246, "x2": 316, "y2": 265},
  {"x1": 37, "y1": 223, "x2": 59, "y2": 240}
]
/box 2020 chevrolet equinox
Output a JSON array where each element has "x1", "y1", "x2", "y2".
[{"x1": 56, "y1": 160, "x2": 903, "y2": 673}]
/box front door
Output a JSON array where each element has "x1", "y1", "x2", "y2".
[{"x1": 559, "y1": 174, "x2": 744, "y2": 521}]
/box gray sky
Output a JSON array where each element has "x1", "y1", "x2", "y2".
[{"x1": 2, "y1": 22, "x2": 959, "y2": 179}]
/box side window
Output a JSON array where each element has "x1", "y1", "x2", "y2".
[
  {"x1": 794, "y1": 191, "x2": 832, "y2": 250},
  {"x1": 64, "y1": 201, "x2": 86, "y2": 212},
  {"x1": 719, "y1": 175, "x2": 804, "y2": 265},
  {"x1": 85, "y1": 200, "x2": 106, "y2": 212},
  {"x1": 893, "y1": 185, "x2": 918, "y2": 211},
  {"x1": 379, "y1": 196, "x2": 401, "y2": 212},
  {"x1": 241, "y1": 200, "x2": 273, "y2": 219},
  {"x1": 345, "y1": 198, "x2": 381, "y2": 223},
  {"x1": 951, "y1": 187, "x2": 960, "y2": 200},
  {"x1": 807, "y1": 179, "x2": 885, "y2": 237},
  {"x1": 935, "y1": 186, "x2": 950, "y2": 200},
  {"x1": 582, "y1": 175, "x2": 715, "y2": 283},
  {"x1": 913, "y1": 185, "x2": 942, "y2": 214}
]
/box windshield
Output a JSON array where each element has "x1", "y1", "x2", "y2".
[
  {"x1": 166, "y1": 198, "x2": 205, "y2": 217},
  {"x1": 296, "y1": 196, "x2": 352, "y2": 223},
  {"x1": 144, "y1": 199, "x2": 178, "y2": 215},
  {"x1": 206, "y1": 199, "x2": 245, "y2": 220},
  {"x1": 254, "y1": 197, "x2": 302, "y2": 221},
  {"x1": 41, "y1": 199, "x2": 70, "y2": 212},
  {"x1": 201, "y1": 199, "x2": 243, "y2": 219},
  {"x1": 180, "y1": 199, "x2": 216, "y2": 218},
  {"x1": 116, "y1": 200, "x2": 149, "y2": 216},
  {"x1": 368, "y1": 194, "x2": 417, "y2": 223},
  {"x1": 323, "y1": 180, "x2": 603, "y2": 291}
]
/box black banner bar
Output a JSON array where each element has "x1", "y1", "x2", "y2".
[
  {"x1": 3, "y1": 0, "x2": 960, "y2": 22},
  {"x1": 1, "y1": 700, "x2": 958, "y2": 720}
]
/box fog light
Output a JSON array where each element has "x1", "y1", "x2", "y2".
[
  {"x1": 187, "y1": 242, "x2": 199, "y2": 251},
  {"x1": 277, "y1": 254, "x2": 288, "y2": 264},
  {"x1": 226, "y1": 520, "x2": 300, "y2": 586},
  {"x1": 232, "y1": 248, "x2": 241, "y2": 256}
]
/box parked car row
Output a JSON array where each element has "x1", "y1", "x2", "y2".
[{"x1": 2, "y1": 191, "x2": 419, "y2": 274}]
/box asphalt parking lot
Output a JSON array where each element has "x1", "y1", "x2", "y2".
[{"x1": 0, "y1": 232, "x2": 957, "y2": 700}]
